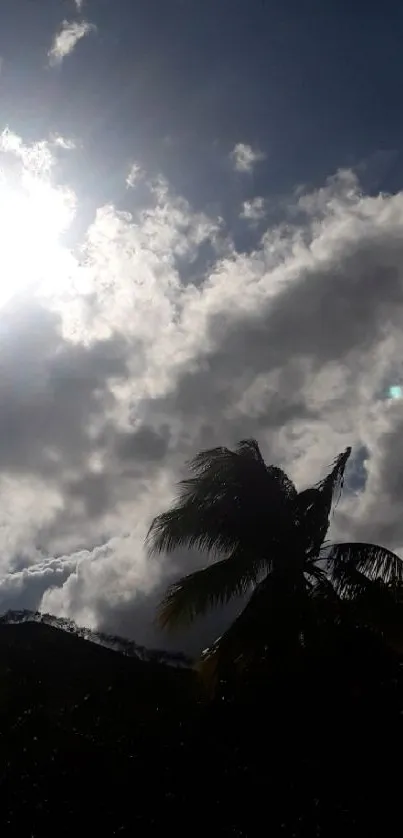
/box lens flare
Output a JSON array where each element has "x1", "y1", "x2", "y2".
[{"x1": 388, "y1": 385, "x2": 403, "y2": 399}]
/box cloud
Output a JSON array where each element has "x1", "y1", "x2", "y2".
[
  {"x1": 2, "y1": 130, "x2": 403, "y2": 653},
  {"x1": 0, "y1": 555, "x2": 79, "y2": 614},
  {"x1": 230, "y1": 142, "x2": 266, "y2": 173},
  {"x1": 240, "y1": 196, "x2": 266, "y2": 220},
  {"x1": 0, "y1": 128, "x2": 54, "y2": 175},
  {"x1": 126, "y1": 162, "x2": 142, "y2": 188},
  {"x1": 48, "y1": 20, "x2": 95, "y2": 66},
  {"x1": 50, "y1": 134, "x2": 77, "y2": 151}
]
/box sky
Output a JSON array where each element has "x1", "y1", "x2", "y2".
[{"x1": 1, "y1": 0, "x2": 403, "y2": 653}]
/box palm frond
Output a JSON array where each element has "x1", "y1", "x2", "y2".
[
  {"x1": 308, "y1": 574, "x2": 341, "y2": 603},
  {"x1": 335, "y1": 572, "x2": 403, "y2": 654},
  {"x1": 146, "y1": 438, "x2": 296, "y2": 558},
  {"x1": 316, "y1": 446, "x2": 352, "y2": 510},
  {"x1": 292, "y1": 487, "x2": 328, "y2": 556},
  {"x1": 290, "y1": 447, "x2": 352, "y2": 558},
  {"x1": 326, "y1": 542, "x2": 403, "y2": 595},
  {"x1": 157, "y1": 547, "x2": 268, "y2": 629},
  {"x1": 236, "y1": 438, "x2": 297, "y2": 499},
  {"x1": 304, "y1": 562, "x2": 328, "y2": 586},
  {"x1": 328, "y1": 561, "x2": 373, "y2": 599},
  {"x1": 198, "y1": 570, "x2": 310, "y2": 687}
]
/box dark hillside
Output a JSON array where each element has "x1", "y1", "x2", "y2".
[
  {"x1": 1, "y1": 613, "x2": 403, "y2": 836},
  {"x1": 0, "y1": 617, "x2": 198, "y2": 835}
]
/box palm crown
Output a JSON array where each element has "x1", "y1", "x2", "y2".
[{"x1": 146, "y1": 439, "x2": 403, "y2": 681}]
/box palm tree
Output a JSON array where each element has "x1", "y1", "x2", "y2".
[{"x1": 146, "y1": 439, "x2": 403, "y2": 686}]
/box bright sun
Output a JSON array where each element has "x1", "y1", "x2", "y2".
[{"x1": 0, "y1": 167, "x2": 75, "y2": 305}]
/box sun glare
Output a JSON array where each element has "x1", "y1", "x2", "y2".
[{"x1": 0, "y1": 167, "x2": 75, "y2": 305}]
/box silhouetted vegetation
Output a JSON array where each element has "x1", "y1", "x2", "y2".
[
  {"x1": 148, "y1": 439, "x2": 403, "y2": 688},
  {"x1": 3, "y1": 440, "x2": 403, "y2": 834}
]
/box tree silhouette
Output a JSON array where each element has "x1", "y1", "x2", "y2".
[{"x1": 147, "y1": 439, "x2": 403, "y2": 686}]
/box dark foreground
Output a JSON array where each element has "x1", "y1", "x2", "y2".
[{"x1": 0, "y1": 617, "x2": 402, "y2": 836}]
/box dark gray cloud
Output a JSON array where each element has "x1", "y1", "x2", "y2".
[
  {"x1": 66, "y1": 473, "x2": 111, "y2": 519},
  {"x1": 0, "y1": 296, "x2": 129, "y2": 477},
  {"x1": 115, "y1": 426, "x2": 170, "y2": 463}
]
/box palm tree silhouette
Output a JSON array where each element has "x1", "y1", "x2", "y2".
[{"x1": 147, "y1": 439, "x2": 403, "y2": 685}]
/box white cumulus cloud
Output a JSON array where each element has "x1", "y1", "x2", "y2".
[
  {"x1": 48, "y1": 20, "x2": 96, "y2": 66},
  {"x1": 240, "y1": 196, "x2": 266, "y2": 220},
  {"x1": 126, "y1": 162, "x2": 142, "y2": 188},
  {"x1": 230, "y1": 142, "x2": 266, "y2": 173}
]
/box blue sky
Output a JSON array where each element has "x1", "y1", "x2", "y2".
[
  {"x1": 5, "y1": 2, "x2": 403, "y2": 217},
  {"x1": 0, "y1": 0, "x2": 403, "y2": 651}
]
